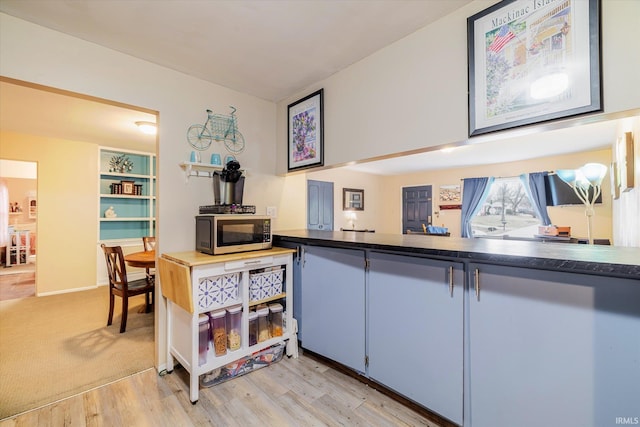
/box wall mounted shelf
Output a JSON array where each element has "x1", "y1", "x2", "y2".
[
  {"x1": 179, "y1": 162, "x2": 223, "y2": 182},
  {"x1": 179, "y1": 161, "x2": 247, "y2": 183}
]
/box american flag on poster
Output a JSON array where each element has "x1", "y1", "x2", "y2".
[{"x1": 489, "y1": 25, "x2": 515, "y2": 53}]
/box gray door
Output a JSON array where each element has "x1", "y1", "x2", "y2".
[
  {"x1": 307, "y1": 179, "x2": 333, "y2": 230},
  {"x1": 402, "y1": 185, "x2": 432, "y2": 233}
]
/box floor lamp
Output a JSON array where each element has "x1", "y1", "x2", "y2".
[{"x1": 556, "y1": 163, "x2": 607, "y2": 244}]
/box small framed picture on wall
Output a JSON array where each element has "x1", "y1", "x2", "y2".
[{"x1": 343, "y1": 188, "x2": 364, "y2": 211}]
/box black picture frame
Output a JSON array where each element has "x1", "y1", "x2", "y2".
[
  {"x1": 467, "y1": 0, "x2": 602, "y2": 136},
  {"x1": 287, "y1": 89, "x2": 324, "y2": 172}
]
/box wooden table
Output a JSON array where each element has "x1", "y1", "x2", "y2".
[
  {"x1": 124, "y1": 250, "x2": 156, "y2": 269},
  {"x1": 124, "y1": 250, "x2": 156, "y2": 313}
]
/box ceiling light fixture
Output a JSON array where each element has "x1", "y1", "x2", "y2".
[{"x1": 135, "y1": 121, "x2": 157, "y2": 135}]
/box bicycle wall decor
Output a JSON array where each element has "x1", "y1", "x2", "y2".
[{"x1": 187, "y1": 106, "x2": 246, "y2": 154}]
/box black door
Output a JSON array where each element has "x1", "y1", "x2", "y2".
[{"x1": 402, "y1": 185, "x2": 432, "y2": 233}]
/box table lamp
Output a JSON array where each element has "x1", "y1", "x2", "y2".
[
  {"x1": 556, "y1": 163, "x2": 607, "y2": 244},
  {"x1": 345, "y1": 212, "x2": 357, "y2": 230}
]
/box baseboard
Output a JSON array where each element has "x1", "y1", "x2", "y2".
[{"x1": 38, "y1": 285, "x2": 102, "y2": 297}]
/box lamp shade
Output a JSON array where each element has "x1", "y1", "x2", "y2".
[
  {"x1": 556, "y1": 169, "x2": 577, "y2": 186},
  {"x1": 580, "y1": 163, "x2": 607, "y2": 186},
  {"x1": 574, "y1": 170, "x2": 591, "y2": 191}
]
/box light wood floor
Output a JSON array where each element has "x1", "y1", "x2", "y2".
[
  {"x1": 0, "y1": 270, "x2": 35, "y2": 301},
  {"x1": 0, "y1": 352, "x2": 446, "y2": 427}
]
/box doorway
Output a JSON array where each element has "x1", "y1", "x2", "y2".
[
  {"x1": 0, "y1": 160, "x2": 37, "y2": 301},
  {"x1": 1, "y1": 78, "x2": 157, "y2": 293},
  {"x1": 402, "y1": 185, "x2": 432, "y2": 234},
  {"x1": 307, "y1": 179, "x2": 334, "y2": 230},
  {"x1": 0, "y1": 78, "x2": 158, "y2": 416}
]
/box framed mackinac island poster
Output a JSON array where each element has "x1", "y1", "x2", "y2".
[{"x1": 467, "y1": 0, "x2": 602, "y2": 136}]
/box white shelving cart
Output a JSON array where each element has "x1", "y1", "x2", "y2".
[{"x1": 158, "y1": 247, "x2": 298, "y2": 404}]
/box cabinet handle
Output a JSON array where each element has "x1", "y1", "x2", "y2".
[
  {"x1": 474, "y1": 268, "x2": 480, "y2": 301},
  {"x1": 244, "y1": 260, "x2": 263, "y2": 265},
  {"x1": 448, "y1": 266, "x2": 454, "y2": 298}
]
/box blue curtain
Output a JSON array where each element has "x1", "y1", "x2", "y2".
[
  {"x1": 520, "y1": 172, "x2": 552, "y2": 226},
  {"x1": 461, "y1": 177, "x2": 494, "y2": 238}
]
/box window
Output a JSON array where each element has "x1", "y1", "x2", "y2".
[{"x1": 470, "y1": 177, "x2": 541, "y2": 238}]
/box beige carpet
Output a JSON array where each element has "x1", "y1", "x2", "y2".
[{"x1": 0, "y1": 287, "x2": 154, "y2": 419}]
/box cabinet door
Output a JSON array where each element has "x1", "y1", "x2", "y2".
[
  {"x1": 369, "y1": 252, "x2": 463, "y2": 425},
  {"x1": 301, "y1": 245, "x2": 366, "y2": 372},
  {"x1": 468, "y1": 264, "x2": 640, "y2": 427}
]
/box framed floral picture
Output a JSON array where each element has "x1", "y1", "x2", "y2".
[
  {"x1": 288, "y1": 89, "x2": 324, "y2": 172},
  {"x1": 467, "y1": 0, "x2": 602, "y2": 136}
]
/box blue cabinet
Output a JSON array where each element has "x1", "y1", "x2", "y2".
[
  {"x1": 467, "y1": 264, "x2": 640, "y2": 427},
  {"x1": 300, "y1": 245, "x2": 366, "y2": 372},
  {"x1": 368, "y1": 252, "x2": 463, "y2": 425}
]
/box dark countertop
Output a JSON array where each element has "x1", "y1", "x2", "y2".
[{"x1": 274, "y1": 230, "x2": 640, "y2": 280}]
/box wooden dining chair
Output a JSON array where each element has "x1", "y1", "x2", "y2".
[
  {"x1": 101, "y1": 244, "x2": 154, "y2": 333},
  {"x1": 142, "y1": 236, "x2": 156, "y2": 251},
  {"x1": 141, "y1": 236, "x2": 156, "y2": 283}
]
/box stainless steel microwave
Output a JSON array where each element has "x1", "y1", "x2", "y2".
[{"x1": 196, "y1": 214, "x2": 272, "y2": 255}]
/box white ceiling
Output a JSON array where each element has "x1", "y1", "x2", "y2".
[
  {"x1": 0, "y1": 0, "x2": 473, "y2": 103},
  {"x1": 0, "y1": 81, "x2": 157, "y2": 152},
  {"x1": 0, "y1": 1, "x2": 629, "y2": 175}
]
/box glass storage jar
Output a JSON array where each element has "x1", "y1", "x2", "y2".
[
  {"x1": 248, "y1": 310, "x2": 258, "y2": 346},
  {"x1": 198, "y1": 314, "x2": 209, "y2": 366},
  {"x1": 257, "y1": 306, "x2": 270, "y2": 343},
  {"x1": 269, "y1": 303, "x2": 283, "y2": 337},
  {"x1": 226, "y1": 306, "x2": 242, "y2": 351},
  {"x1": 210, "y1": 309, "x2": 227, "y2": 357}
]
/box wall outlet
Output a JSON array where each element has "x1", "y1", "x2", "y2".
[{"x1": 266, "y1": 206, "x2": 277, "y2": 218}]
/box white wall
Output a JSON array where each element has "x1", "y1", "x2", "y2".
[
  {"x1": 378, "y1": 148, "x2": 613, "y2": 240},
  {"x1": 612, "y1": 117, "x2": 640, "y2": 247},
  {"x1": 306, "y1": 168, "x2": 384, "y2": 231},
  {"x1": 3, "y1": 0, "x2": 638, "y2": 249},
  {"x1": 0, "y1": 14, "x2": 284, "y2": 256},
  {"x1": 0, "y1": 160, "x2": 37, "y2": 179},
  {"x1": 0, "y1": 12, "x2": 284, "y2": 368},
  {"x1": 277, "y1": 0, "x2": 640, "y2": 173},
  {"x1": 274, "y1": 0, "x2": 640, "y2": 234},
  {"x1": 2, "y1": 0, "x2": 639, "y2": 367}
]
